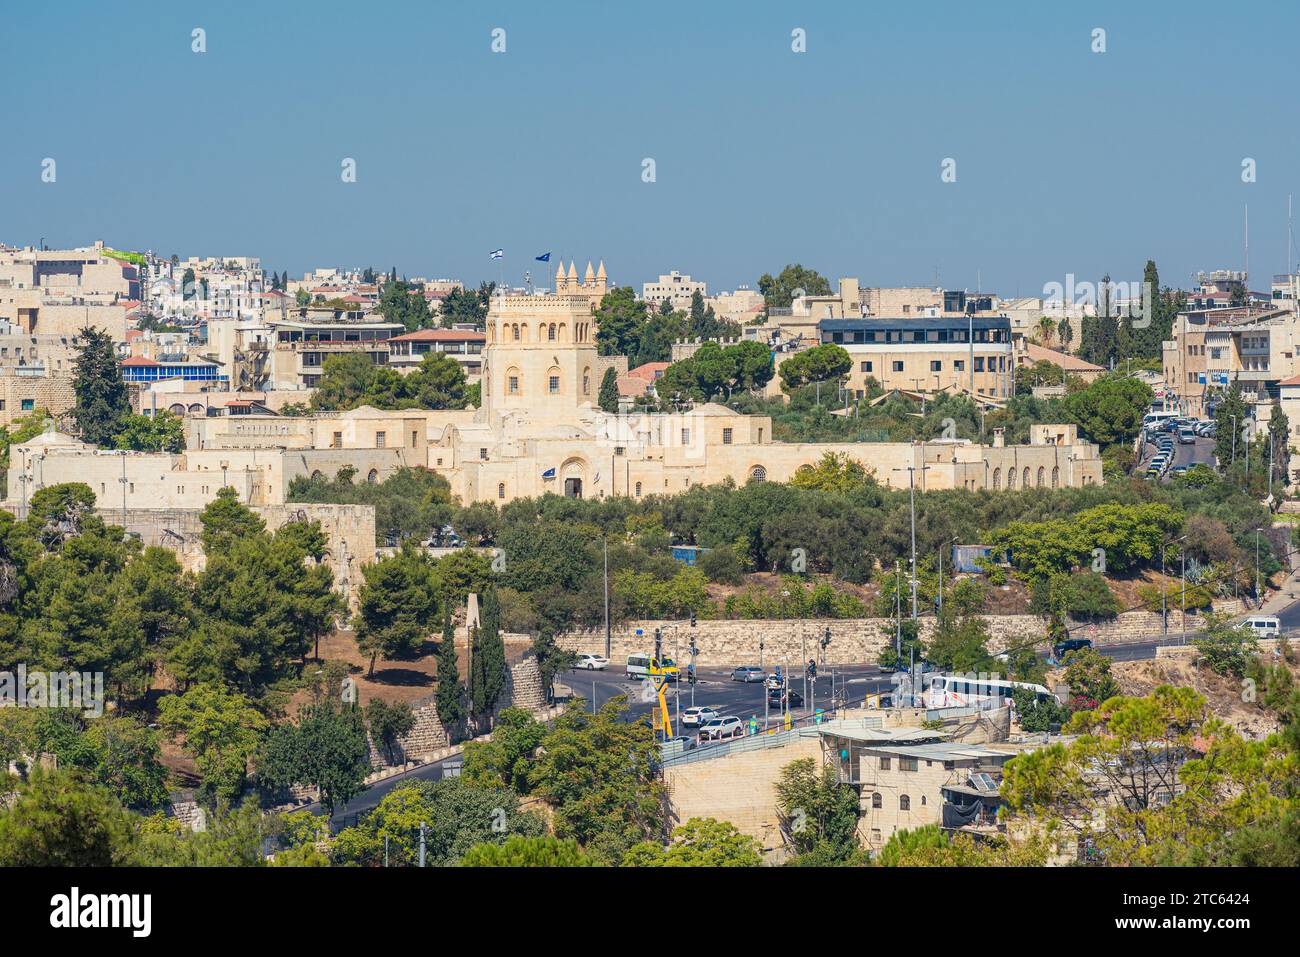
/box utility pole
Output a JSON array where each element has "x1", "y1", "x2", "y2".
[
  {"x1": 418, "y1": 822, "x2": 427, "y2": 868},
  {"x1": 895, "y1": 559, "x2": 903, "y2": 657},
  {"x1": 603, "y1": 536, "x2": 611, "y2": 659},
  {"x1": 1181, "y1": 545, "x2": 1187, "y2": 644}
]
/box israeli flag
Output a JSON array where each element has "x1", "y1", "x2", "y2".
[
  {"x1": 489, "y1": 248, "x2": 504, "y2": 260},
  {"x1": 535, "y1": 252, "x2": 551, "y2": 262}
]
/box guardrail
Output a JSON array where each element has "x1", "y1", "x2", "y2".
[{"x1": 659, "y1": 713, "x2": 884, "y2": 768}]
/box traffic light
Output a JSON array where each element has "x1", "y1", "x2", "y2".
[
  {"x1": 654, "y1": 627, "x2": 662, "y2": 660},
  {"x1": 821, "y1": 626, "x2": 831, "y2": 650},
  {"x1": 690, "y1": 610, "x2": 696, "y2": 628}
]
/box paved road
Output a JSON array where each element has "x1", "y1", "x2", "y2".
[{"x1": 304, "y1": 638, "x2": 1176, "y2": 828}]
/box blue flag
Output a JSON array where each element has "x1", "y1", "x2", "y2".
[
  {"x1": 489, "y1": 248, "x2": 504, "y2": 260},
  {"x1": 535, "y1": 252, "x2": 551, "y2": 262}
]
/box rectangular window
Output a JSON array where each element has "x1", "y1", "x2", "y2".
[
  {"x1": 681, "y1": 428, "x2": 690, "y2": 445},
  {"x1": 879, "y1": 756, "x2": 891, "y2": 770},
  {"x1": 974, "y1": 357, "x2": 985, "y2": 372},
  {"x1": 508, "y1": 375, "x2": 519, "y2": 394},
  {"x1": 376, "y1": 431, "x2": 386, "y2": 448},
  {"x1": 21, "y1": 399, "x2": 34, "y2": 411},
  {"x1": 411, "y1": 430, "x2": 418, "y2": 447},
  {"x1": 954, "y1": 359, "x2": 964, "y2": 371},
  {"x1": 722, "y1": 428, "x2": 733, "y2": 445},
  {"x1": 891, "y1": 360, "x2": 904, "y2": 372},
  {"x1": 332, "y1": 431, "x2": 342, "y2": 448},
  {"x1": 900, "y1": 757, "x2": 918, "y2": 772},
  {"x1": 930, "y1": 360, "x2": 941, "y2": 372},
  {"x1": 861, "y1": 360, "x2": 873, "y2": 373},
  {"x1": 479, "y1": 448, "x2": 488, "y2": 460},
  {"x1": 548, "y1": 375, "x2": 560, "y2": 394}
]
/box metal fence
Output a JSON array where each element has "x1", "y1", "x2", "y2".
[{"x1": 659, "y1": 713, "x2": 884, "y2": 768}]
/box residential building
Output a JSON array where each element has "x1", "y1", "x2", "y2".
[
  {"x1": 820, "y1": 315, "x2": 1015, "y2": 399},
  {"x1": 386, "y1": 328, "x2": 486, "y2": 379},
  {"x1": 642, "y1": 271, "x2": 706, "y2": 310}
]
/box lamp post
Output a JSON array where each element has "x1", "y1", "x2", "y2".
[
  {"x1": 891, "y1": 464, "x2": 930, "y2": 620},
  {"x1": 1255, "y1": 527, "x2": 1263, "y2": 607}
]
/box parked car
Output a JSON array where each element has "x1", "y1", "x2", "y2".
[
  {"x1": 1171, "y1": 465, "x2": 1189, "y2": 477},
  {"x1": 698, "y1": 716, "x2": 744, "y2": 740},
  {"x1": 768, "y1": 688, "x2": 804, "y2": 710},
  {"x1": 662, "y1": 735, "x2": 698, "y2": 752},
  {"x1": 574, "y1": 653, "x2": 609, "y2": 671},
  {"x1": 681, "y1": 706, "x2": 720, "y2": 727},
  {"x1": 1053, "y1": 637, "x2": 1092, "y2": 659},
  {"x1": 731, "y1": 666, "x2": 766, "y2": 683}
]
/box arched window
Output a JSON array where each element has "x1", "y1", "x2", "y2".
[
  {"x1": 1037, "y1": 466, "x2": 1045, "y2": 487},
  {"x1": 871, "y1": 792, "x2": 882, "y2": 809},
  {"x1": 507, "y1": 367, "x2": 522, "y2": 395},
  {"x1": 547, "y1": 367, "x2": 562, "y2": 395},
  {"x1": 750, "y1": 465, "x2": 767, "y2": 483},
  {"x1": 992, "y1": 467, "x2": 1001, "y2": 489},
  {"x1": 512, "y1": 323, "x2": 520, "y2": 341},
  {"x1": 310, "y1": 470, "x2": 323, "y2": 481},
  {"x1": 1007, "y1": 467, "x2": 1016, "y2": 489},
  {"x1": 635, "y1": 481, "x2": 642, "y2": 497},
  {"x1": 1051, "y1": 466, "x2": 1059, "y2": 488},
  {"x1": 583, "y1": 367, "x2": 591, "y2": 394},
  {"x1": 498, "y1": 483, "x2": 506, "y2": 499},
  {"x1": 366, "y1": 469, "x2": 378, "y2": 484},
  {"x1": 548, "y1": 323, "x2": 556, "y2": 341},
  {"x1": 900, "y1": 794, "x2": 911, "y2": 811},
  {"x1": 1023, "y1": 466, "x2": 1031, "y2": 487}
]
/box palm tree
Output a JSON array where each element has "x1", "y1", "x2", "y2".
[{"x1": 1037, "y1": 315, "x2": 1055, "y2": 345}]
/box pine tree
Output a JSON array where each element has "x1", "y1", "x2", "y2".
[
  {"x1": 435, "y1": 607, "x2": 464, "y2": 730},
  {"x1": 72, "y1": 326, "x2": 131, "y2": 446},
  {"x1": 598, "y1": 366, "x2": 620, "y2": 413}
]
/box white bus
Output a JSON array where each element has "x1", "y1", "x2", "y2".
[{"x1": 924, "y1": 674, "x2": 1055, "y2": 710}]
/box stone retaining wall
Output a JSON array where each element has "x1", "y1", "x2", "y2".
[{"x1": 558, "y1": 601, "x2": 1245, "y2": 666}]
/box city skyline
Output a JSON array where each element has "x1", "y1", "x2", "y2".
[{"x1": 4, "y1": 0, "x2": 1300, "y2": 293}]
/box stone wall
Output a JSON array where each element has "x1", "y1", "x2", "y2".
[
  {"x1": 82, "y1": 503, "x2": 375, "y2": 608},
  {"x1": 369, "y1": 654, "x2": 549, "y2": 768},
  {"x1": 558, "y1": 603, "x2": 1245, "y2": 667}
]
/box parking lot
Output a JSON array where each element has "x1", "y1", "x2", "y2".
[{"x1": 1136, "y1": 421, "x2": 1216, "y2": 479}]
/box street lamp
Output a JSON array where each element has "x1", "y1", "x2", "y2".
[
  {"x1": 891, "y1": 464, "x2": 930, "y2": 620},
  {"x1": 1255, "y1": 527, "x2": 1263, "y2": 607}
]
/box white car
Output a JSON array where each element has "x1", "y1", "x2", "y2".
[
  {"x1": 681, "y1": 706, "x2": 720, "y2": 727},
  {"x1": 698, "y1": 716, "x2": 744, "y2": 741},
  {"x1": 574, "y1": 653, "x2": 609, "y2": 671}
]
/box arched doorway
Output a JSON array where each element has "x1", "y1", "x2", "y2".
[{"x1": 560, "y1": 457, "x2": 586, "y2": 499}]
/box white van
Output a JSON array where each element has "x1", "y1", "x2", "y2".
[{"x1": 1243, "y1": 615, "x2": 1281, "y2": 638}]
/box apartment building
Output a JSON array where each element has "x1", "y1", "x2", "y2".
[
  {"x1": 642, "y1": 271, "x2": 706, "y2": 310},
  {"x1": 265, "y1": 312, "x2": 404, "y2": 390},
  {"x1": 820, "y1": 315, "x2": 1015, "y2": 399},
  {"x1": 1161, "y1": 306, "x2": 1294, "y2": 416},
  {"x1": 386, "y1": 327, "x2": 486, "y2": 379}
]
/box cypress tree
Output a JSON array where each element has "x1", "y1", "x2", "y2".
[
  {"x1": 435, "y1": 607, "x2": 464, "y2": 731},
  {"x1": 598, "y1": 366, "x2": 621, "y2": 413}
]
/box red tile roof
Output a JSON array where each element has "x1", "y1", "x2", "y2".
[
  {"x1": 121, "y1": 356, "x2": 159, "y2": 366},
  {"x1": 627, "y1": 361, "x2": 671, "y2": 380}
]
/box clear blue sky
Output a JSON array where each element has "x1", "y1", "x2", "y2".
[{"x1": 3, "y1": 0, "x2": 1297, "y2": 296}]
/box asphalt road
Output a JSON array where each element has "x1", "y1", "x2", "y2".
[{"x1": 306, "y1": 638, "x2": 1173, "y2": 829}]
